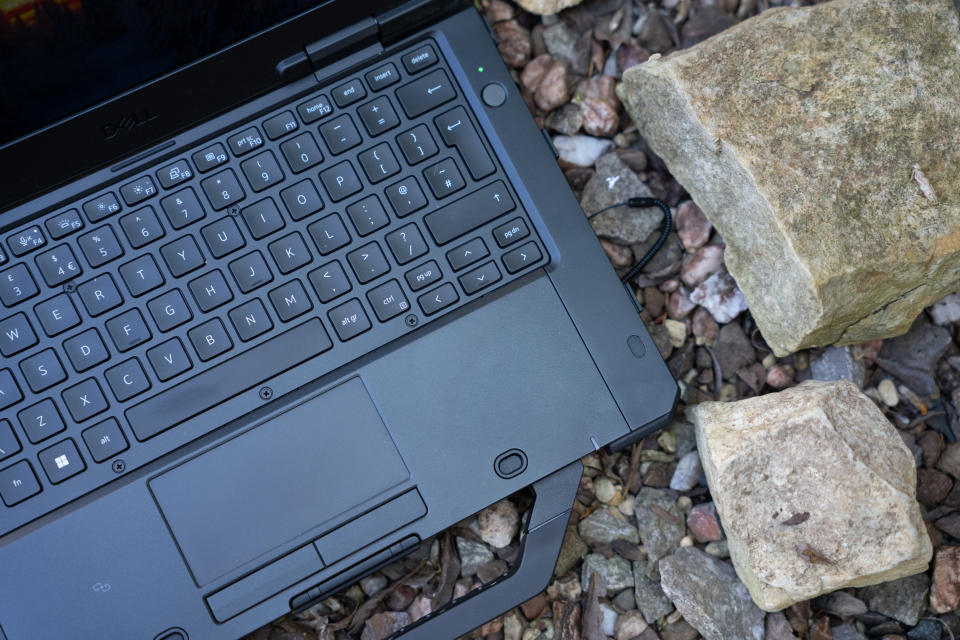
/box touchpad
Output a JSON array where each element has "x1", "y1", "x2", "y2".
[{"x1": 150, "y1": 377, "x2": 410, "y2": 586}]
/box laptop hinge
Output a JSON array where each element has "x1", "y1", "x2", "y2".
[
  {"x1": 375, "y1": 0, "x2": 461, "y2": 45},
  {"x1": 306, "y1": 17, "x2": 381, "y2": 69}
]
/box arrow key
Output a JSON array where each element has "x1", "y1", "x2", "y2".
[
  {"x1": 446, "y1": 237, "x2": 488, "y2": 271},
  {"x1": 503, "y1": 241, "x2": 543, "y2": 274},
  {"x1": 458, "y1": 261, "x2": 501, "y2": 295},
  {"x1": 418, "y1": 282, "x2": 459, "y2": 316}
]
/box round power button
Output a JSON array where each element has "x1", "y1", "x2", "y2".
[{"x1": 481, "y1": 82, "x2": 507, "y2": 107}]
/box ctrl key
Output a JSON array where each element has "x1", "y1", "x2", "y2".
[{"x1": 0, "y1": 460, "x2": 41, "y2": 506}]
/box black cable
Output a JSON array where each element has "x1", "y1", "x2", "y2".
[{"x1": 588, "y1": 197, "x2": 672, "y2": 284}]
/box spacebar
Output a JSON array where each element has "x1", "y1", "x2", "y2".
[{"x1": 126, "y1": 319, "x2": 332, "y2": 441}]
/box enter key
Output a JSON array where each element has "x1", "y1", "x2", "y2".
[{"x1": 435, "y1": 107, "x2": 495, "y2": 180}]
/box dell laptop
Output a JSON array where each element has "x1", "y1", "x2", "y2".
[{"x1": 0, "y1": 1, "x2": 677, "y2": 638}]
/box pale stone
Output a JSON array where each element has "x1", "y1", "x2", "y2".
[
  {"x1": 878, "y1": 378, "x2": 899, "y2": 407},
  {"x1": 515, "y1": 0, "x2": 584, "y2": 16},
  {"x1": 664, "y1": 318, "x2": 687, "y2": 348},
  {"x1": 691, "y1": 380, "x2": 933, "y2": 611},
  {"x1": 618, "y1": 0, "x2": 960, "y2": 356},
  {"x1": 553, "y1": 134, "x2": 611, "y2": 167}
]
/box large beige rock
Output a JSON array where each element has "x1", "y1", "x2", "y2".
[
  {"x1": 691, "y1": 380, "x2": 932, "y2": 611},
  {"x1": 515, "y1": 0, "x2": 583, "y2": 15},
  {"x1": 618, "y1": 0, "x2": 960, "y2": 356}
]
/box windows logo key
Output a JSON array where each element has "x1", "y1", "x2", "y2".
[{"x1": 54, "y1": 455, "x2": 70, "y2": 470}]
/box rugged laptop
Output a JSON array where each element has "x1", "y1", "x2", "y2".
[{"x1": 0, "y1": 1, "x2": 677, "y2": 638}]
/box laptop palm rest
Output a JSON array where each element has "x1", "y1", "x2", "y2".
[{"x1": 149, "y1": 377, "x2": 411, "y2": 587}]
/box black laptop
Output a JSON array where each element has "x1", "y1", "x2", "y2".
[{"x1": 0, "y1": 1, "x2": 677, "y2": 638}]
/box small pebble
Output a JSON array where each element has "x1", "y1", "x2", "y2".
[
  {"x1": 879, "y1": 378, "x2": 899, "y2": 406},
  {"x1": 595, "y1": 477, "x2": 618, "y2": 504}
]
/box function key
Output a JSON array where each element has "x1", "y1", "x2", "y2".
[
  {"x1": 296, "y1": 94, "x2": 333, "y2": 123},
  {"x1": 228, "y1": 127, "x2": 264, "y2": 157},
  {"x1": 193, "y1": 143, "x2": 229, "y2": 172},
  {"x1": 120, "y1": 176, "x2": 158, "y2": 205},
  {"x1": 157, "y1": 159, "x2": 194, "y2": 189},
  {"x1": 7, "y1": 226, "x2": 46, "y2": 257},
  {"x1": 0, "y1": 460, "x2": 41, "y2": 506},
  {"x1": 333, "y1": 78, "x2": 367, "y2": 108},
  {"x1": 365, "y1": 62, "x2": 400, "y2": 91},
  {"x1": 263, "y1": 111, "x2": 299, "y2": 140},
  {"x1": 45, "y1": 209, "x2": 84, "y2": 240},
  {"x1": 83, "y1": 192, "x2": 122, "y2": 222},
  {"x1": 402, "y1": 44, "x2": 438, "y2": 74},
  {"x1": 38, "y1": 439, "x2": 86, "y2": 484}
]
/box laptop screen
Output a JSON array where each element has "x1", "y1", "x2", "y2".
[{"x1": 0, "y1": 0, "x2": 325, "y2": 147}]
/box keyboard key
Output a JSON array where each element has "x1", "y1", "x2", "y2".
[
  {"x1": 148, "y1": 290, "x2": 193, "y2": 332},
  {"x1": 188, "y1": 319, "x2": 233, "y2": 362},
  {"x1": 269, "y1": 232, "x2": 311, "y2": 274},
  {"x1": 366, "y1": 280, "x2": 410, "y2": 322},
  {"x1": 503, "y1": 241, "x2": 543, "y2": 273},
  {"x1": 328, "y1": 298, "x2": 371, "y2": 341},
  {"x1": 418, "y1": 282, "x2": 459, "y2": 315},
  {"x1": 64, "y1": 328, "x2": 110, "y2": 372},
  {"x1": 202, "y1": 169, "x2": 246, "y2": 211},
  {"x1": 188, "y1": 270, "x2": 233, "y2": 312},
  {"x1": 402, "y1": 44, "x2": 437, "y2": 74},
  {"x1": 229, "y1": 251, "x2": 274, "y2": 293},
  {"x1": 320, "y1": 161, "x2": 362, "y2": 202},
  {"x1": 45, "y1": 209, "x2": 84, "y2": 239},
  {"x1": 459, "y1": 260, "x2": 501, "y2": 295},
  {"x1": 34, "y1": 244, "x2": 82, "y2": 287},
  {"x1": 280, "y1": 132, "x2": 323, "y2": 173},
  {"x1": 62, "y1": 378, "x2": 109, "y2": 422},
  {"x1": 201, "y1": 216, "x2": 246, "y2": 258},
  {"x1": 296, "y1": 94, "x2": 333, "y2": 123},
  {"x1": 357, "y1": 97, "x2": 400, "y2": 137},
  {"x1": 385, "y1": 177, "x2": 428, "y2": 217},
  {"x1": 386, "y1": 224, "x2": 429, "y2": 265},
  {"x1": 19, "y1": 349, "x2": 67, "y2": 392},
  {"x1": 281, "y1": 180, "x2": 324, "y2": 220},
  {"x1": 147, "y1": 339, "x2": 193, "y2": 381},
  {"x1": 119, "y1": 176, "x2": 158, "y2": 205},
  {"x1": 268, "y1": 280, "x2": 313, "y2": 322},
  {"x1": 160, "y1": 187, "x2": 206, "y2": 229},
  {"x1": 0, "y1": 461, "x2": 41, "y2": 506},
  {"x1": 308, "y1": 214, "x2": 351, "y2": 255},
  {"x1": 119, "y1": 254, "x2": 165, "y2": 296},
  {"x1": 405, "y1": 260, "x2": 442, "y2": 291},
  {"x1": 0, "y1": 420, "x2": 21, "y2": 462},
  {"x1": 493, "y1": 218, "x2": 529, "y2": 247},
  {"x1": 106, "y1": 309, "x2": 152, "y2": 352},
  {"x1": 347, "y1": 243, "x2": 390, "y2": 283},
  {"x1": 320, "y1": 115, "x2": 362, "y2": 155},
  {"x1": 104, "y1": 358, "x2": 151, "y2": 402},
  {"x1": 34, "y1": 294, "x2": 80, "y2": 336},
  {"x1": 447, "y1": 237, "x2": 489, "y2": 271},
  {"x1": 241, "y1": 151, "x2": 284, "y2": 192},
  {"x1": 0, "y1": 264, "x2": 38, "y2": 306},
  {"x1": 263, "y1": 111, "x2": 299, "y2": 139},
  {"x1": 157, "y1": 159, "x2": 194, "y2": 189},
  {"x1": 358, "y1": 143, "x2": 400, "y2": 183},
  {"x1": 309, "y1": 261, "x2": 352, "y2": 302},
  {"x1": 396, "y1": 125, "x2": 438, "y2": 165},
  {"x1": 227, "y1": 126, "x2": 264, "y2": 156},
  {"x1": 0, "y1": 313, "x2": 37, "y2": 355},
  {"x1": 333, "y1": 78, "x2": 367, "y2": 107},
  {"x1": 424, "y1": 181, "x2": 515, "y2": 245},
  {"x1": 38, "y1": 439, "x2": 85, "y2": 484},
  {"x1": 126, "y1": 319, "x2": 331, "y2": 441},
  {"x1": 229, "y1": 299, "x2": 273, "y2": 341},
  {"x1": 396, "y1": 69, "x2": 456, "y2": 118},
  {"x1": 82, "y1": 418, "x2": 128, "y2": 463},
  {"x1": 435, "y1": 106, "x2": 495, "y2": 180},
  {"x1": 7, "y1": 226, "x2": 46, "y2": 257},
  {"x1": 366, "y1": 62, "x2": 400, "y2": 91},
  {"x1": 18, "y1": 398, "x2": 66, "y2": 443},
  {"x1": 77, "y1": 274, "x2": 123, "y2": 317},
  {"x1": 193, "y1": 143, "x2": 229, "y2": 172},
  {"x1": 0, "y1": 246, "x2": 6, "y2": 266},
  {"x1": 241, "y1": 199, "x2": 285, "y2": 239},
  {"x1": 0, "y1": 369, "x2": 23, "y2": 410},
  {"x1": 424, "y1": 158, "x2": 465, "y2": 198},
  {"x1": 346, "y1": 195, "x2": 389, "y2": 236},
  {"x1": 82, "y1": 192, "x2": 121, "y2": 222},
  {"x1": 161, "y1": 236, "x2": 205, "y2": 277},
  {"x1": 119, "y1": 205, "x2": 165, "y2": 248},
  {"x1": 77, "y1": 226, "x2": 124, "y2": 267}
]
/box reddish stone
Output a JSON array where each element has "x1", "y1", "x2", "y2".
[
  {"x1": 687, "y1": 502, "x2": 722, "y2": 543},
  {"x1": 931, "y1": 546, "x2": 960, "y2": 613}
]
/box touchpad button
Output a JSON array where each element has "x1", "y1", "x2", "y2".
[{"x1": 149, "y1": 377, "x2": 410, "y2": 586}]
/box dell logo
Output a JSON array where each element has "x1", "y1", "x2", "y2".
[{"x1": 101, "y1": 108, "x2": 158, "y2": 140}]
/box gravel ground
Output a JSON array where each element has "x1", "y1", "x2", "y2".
[{"x1": 247, "y1": 1, "x2": 960, "y2": 638}]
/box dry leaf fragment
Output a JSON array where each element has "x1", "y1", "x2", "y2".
[
  {"x1": 796, "y1": 542, "x2": 833, "y2": 565},
  {"x1": 781, "y1": 512, "x2": 810, "y2": 526},
  {"x1": 913, "y1": 163, "x2": 937, "y2": 203}
]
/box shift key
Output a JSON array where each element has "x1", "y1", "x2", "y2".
[{"x1": 424, "y1": 181, "x2": 515, "y2": 245}]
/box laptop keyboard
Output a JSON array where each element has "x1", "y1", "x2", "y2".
[{"x1": 0, "y1": 40, "x2": 546, "y2": 528}]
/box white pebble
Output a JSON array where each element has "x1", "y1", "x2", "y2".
[{"x1": 878, "y1": 378, "x2": 899, "y2": 406}]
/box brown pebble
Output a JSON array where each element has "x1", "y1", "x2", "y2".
[
  {"x1": 534, "y1": 60, "x2": 571, "y2": 112},
  {"x1": 931, "y1": 546, "x2": 960, "y2": 613},
  {"x1": 493, "y1": 20, "x2": 532, "y2": 68},
  {"x1": 520, "y1": 593, "x2": 548, "y2": 620},
  {"x1": 520, "y1": 53, "x2": 552, "y2": 93},
  {"x1": 917, "y1": 468, "x2": 954, "y2": 505},
  {"x1": 386, "y1": 584, "x2": 416, "y2": 611},
  {"x1": 766, "y1": 364, "x2": 795, "y2": 390},
  {"x1": 918, "y1": 429, "x2": 946, "y2": 467}
]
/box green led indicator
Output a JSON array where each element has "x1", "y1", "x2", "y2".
[{"x1": 478, "y1": 66, "x2": 484, "y2": 72}]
